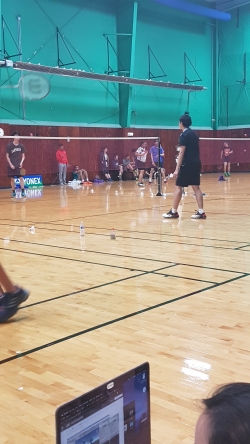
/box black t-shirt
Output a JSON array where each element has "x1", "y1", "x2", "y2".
[
  {"x1": 179, "y1": 128, "x2": 200, "y2": 164},
  {"x1": 6, "y1": 142, "x2": 26, "y2": 167}
]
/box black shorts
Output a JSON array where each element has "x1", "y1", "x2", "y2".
[
  {"x1": 135, "y1": 160, "x2": 146, "y2": 171},
  {"x1": 223, "y1": 156, "x2": 230, "y2": 163},
  {"x1": 7, "y1": 166, "x2": 24, "y2": 178},
  {"x1": 176, "y1": 161, "x2": 201, "y2": 187}
]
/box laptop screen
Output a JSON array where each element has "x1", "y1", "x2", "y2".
[{"x1": 55, "y1": 362, "x2": 150, "y2": 444}]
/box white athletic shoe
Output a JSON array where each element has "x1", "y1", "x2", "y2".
[{"x1": 191, "y1": 211, "x2": 207, "y2": 219}]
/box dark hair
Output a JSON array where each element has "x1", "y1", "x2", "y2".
[
  {"x1": 179, "y1": 112, "x2": 192, "y2": 128},
  {"x1": 202, "y1": 383, "x2": 250, "y2": 444},
  {"x1": 12, "y1": 131, "x2": 19, "y2": 137},
  {"x1": 59, "y1": 143, "x2": 64, "y2": 147}
]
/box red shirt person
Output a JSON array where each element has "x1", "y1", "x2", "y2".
[{"x1": 56, "y1": 144, "x2": 69, "y2": 185}]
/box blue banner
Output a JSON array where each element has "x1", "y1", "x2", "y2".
[{"x1": 15, "y1": 175, "x2": 43, "y2": 188}]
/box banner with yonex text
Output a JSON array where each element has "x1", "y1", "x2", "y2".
[{"x1": 15, "y1": 175, "x2": 43, "y2": 188}]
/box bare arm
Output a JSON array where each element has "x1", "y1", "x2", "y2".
[
  {"x1": 20, "y1": 153, "x2": 25, "y2": 167},
  {"x1": 6, "y1": 153, "x2": 14, "y2": 169},
  {"x1": 151, "y1": 153, "x2": 155, "y2": 165},
  {"x1": 174, "y1": 146, "x2": 186, "y2": 176},
  {"x1": 221, "y1": 150, "x2": 224, "y2": 159}
]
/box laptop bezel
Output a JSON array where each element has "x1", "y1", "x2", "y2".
[{"x1": 55, "y1": 362, "x2": 150, "y2": 444}]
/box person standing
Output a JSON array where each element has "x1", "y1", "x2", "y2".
[
  {"x1": 100, "y1": 147, "x2": 113, "y2": 182},
  {"x1": 135, "y1": 141, "x2": 148, "y2": 187},
  {"x1": 149, "y1": 139, "x2": 167, "y2": 184},
  {"x1": 56, "y1": 143, "x2": 68, "y2": 185},
  {"x1": 6, "y1": 132, "x2": 26, "y2": 198},
  {"x1": 221, "y1": 142, "x2": 233, "y2": 177},
  {"x1": 163, "y1": 113, "x2": 206, "y2": 219}
]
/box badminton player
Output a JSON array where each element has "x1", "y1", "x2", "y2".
[
  {"x1": 163, "y1": 113, "x2": 206, "y2": 219},
  {"x1": 148, "y1": 139, "x2": 167, "y2": 184},
  {"x1": 6, "y1": 132, "x2": 26, "y2": 198},
  {"x1": 0, "y1": 262, "x2": 29, "y2": 323},
  {"x1": 135, "y1": 141, "x2": 148, "y2": 187},
  {"x1": 221, "y1": 142, "x2": 233, "y2": 177}
]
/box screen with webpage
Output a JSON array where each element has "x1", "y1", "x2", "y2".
[{"x1": 56, "y1": 363, "x2": 150, "y2": 444}]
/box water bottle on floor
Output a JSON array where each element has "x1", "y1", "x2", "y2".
[
  {"x1": 110, "y1": 228, "x2": 116, "y2": 240},
  {"x1": 80, "y1": 221, "x2": 85, "y2": 236}
]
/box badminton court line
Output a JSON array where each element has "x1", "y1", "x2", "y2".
[
  {"x1": 21, "y1": 266, "x2": 217, "y2": 310},
  {"x1": 0, "y1": 245, "x2": 218, "y2": 309},
  {"x1": 234, "y1": 243, "x2": 250, "y2": 250},
  {"x1": 43, "y1": 199, "x2": 250, "y2": 221},
  {"x1": 0, "y1": 273, "x2": 247, "y2": 366},
  {"x1": 0, "y1": 214, "x2": 248, "y2": 246},
  {"x1": 0, "y1": 226, "x2": 244, "y2": 251},
  {"x1": 0, "y1": 220, "x2": 247, "y2": 249},
  {"x1": 0, "y1": 241, "x2": 247, "y2": 275}
]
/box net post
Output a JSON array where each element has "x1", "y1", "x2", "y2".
[{"x1": 156, "y1": 136, "x2": 162, "y2": 196}]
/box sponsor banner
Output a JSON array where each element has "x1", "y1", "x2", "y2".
[
  {"x1": 15, "y1": 187, "x2": 43, "y2": 199},
  {"x1": 15, "y1": 175, "x2": 43, "y2": 188}
]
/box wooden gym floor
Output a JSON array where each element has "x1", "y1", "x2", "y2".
[{"x1": 0, "y1": 173, "x2": 250, "y2": 444}]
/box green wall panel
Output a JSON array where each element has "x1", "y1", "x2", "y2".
[
  {"x1": 0, "y1": 0, "x2": 214, "y2": 128},
  {"x1": 1, "y1": 0, "x2": 119, "y2": 125},
  {"x1": 132, "y1": 3, "x2": 212, "y2": 127},
  {"x1": 218, "y1": 5, "x2": 250, "y2": 127}
]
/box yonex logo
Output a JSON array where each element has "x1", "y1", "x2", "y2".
[{"x1": 14, "y1": 175, "x2": 43, "y2": 188}]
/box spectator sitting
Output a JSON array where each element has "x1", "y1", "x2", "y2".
[
  {"x1": 195, "y1": 382, "x2": 250, "y2": 444},
  {"x1": 123, "y1": 154, "x2": 134, "y2": 172},
  {"x1": 72, "y1": 165, "x2": 92, "y2": 184},
  {"x1": 111, "y1": 154, "x2": 123, "y2": 181}
]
